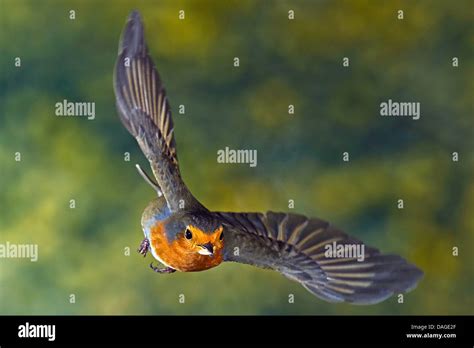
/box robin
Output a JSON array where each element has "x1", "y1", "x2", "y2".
[{"x1": 113, "y1": 10, "x2": 423, "y2": 304}]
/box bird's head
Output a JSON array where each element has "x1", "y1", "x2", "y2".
[
  {"x1": 181, "y1": 224, "x2": 224, "y2": 257},
  {"x1": 164, "y1": 212, "x2": 224, "y2": 258}
]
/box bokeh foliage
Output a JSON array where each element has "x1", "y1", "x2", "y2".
[{"x1": 0, "y1": 0, "x2": 473, "y2": 314}]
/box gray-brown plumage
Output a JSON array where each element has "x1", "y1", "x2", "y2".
[
  {"x1": 217, "y1": 212, "x2": 422, "y2": 304},
  {"x1": 114, "y1": 10, "x2": 204, "y2": 212},
  {"x1": 113, "y1": 10, "x2": 423, "y2": 304}
]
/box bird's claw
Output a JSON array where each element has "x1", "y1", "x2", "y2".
[
  {"x1": 149, "y1": 262, "x2": 176, "y2": 274},
  {"x1": 138, "y1": 238, "x2": 175, "y2": 273},
  {"x1": 138, "y1": 238, "x2": 149, "y2": 257}
]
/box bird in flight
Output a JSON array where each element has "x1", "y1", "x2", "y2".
[{"x1": 113, "y1": 10, "x2": 423, "y2": 304}]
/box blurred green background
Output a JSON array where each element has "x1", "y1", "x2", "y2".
[{"x1": 1, "y1": 0, "x2": 473, "y2": 315}]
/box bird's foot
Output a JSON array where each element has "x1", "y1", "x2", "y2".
[
  {"x1": 149, "y1": 262, "x2": 176, "y2": 274},
  {"x1": 138, "y1": 238, "x2": 149, "y2": 257}
]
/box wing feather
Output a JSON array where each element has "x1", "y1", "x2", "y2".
[
  {"x1": 215, "y1": 211, "x2": 423, "y2": 305},
  {"x1": 114, "y1": 10, "x2": 204, "y2": 212}
]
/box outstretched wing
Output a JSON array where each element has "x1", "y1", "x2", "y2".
[
  {"x1": 215, "y1": 211, "x2": 423, "y2": 304},
  {"x1": 114, "y1": 10, "x2": 204, "y2": 212}
]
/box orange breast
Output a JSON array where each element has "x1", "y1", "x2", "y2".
[{"x1": 149, "y1": 222, "x2": 223, "y2": 272}]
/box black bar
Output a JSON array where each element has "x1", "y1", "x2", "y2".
[{"x1": 0, "y1": 315, "x2": 472, "y2": 346}]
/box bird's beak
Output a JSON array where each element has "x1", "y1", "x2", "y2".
[{"x1": 198, "y1": 242, "x2": 214, "y2": 256}]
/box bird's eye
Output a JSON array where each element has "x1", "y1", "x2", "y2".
[
  {"x1": 185, "y1": 228, "x2": 193, "y2": 240},
  {"x1": 219, "y1": 231, "x2": 224, "y2": 241}
]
